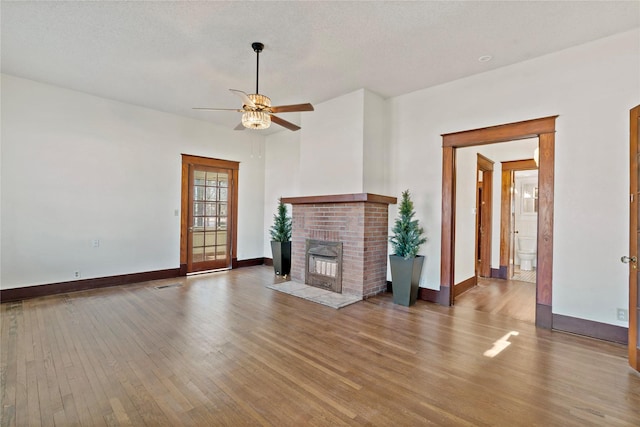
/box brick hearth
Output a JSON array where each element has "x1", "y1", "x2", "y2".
[{"x1": 281, "y1": 193, "x2": 397, "y2": 298}]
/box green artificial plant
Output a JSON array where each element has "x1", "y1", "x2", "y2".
[
  {"x1": 389, "y1": 190, "x2": 427, "y2": 259},
  {"x1": 270, "y1": 199, "x2": 292, "y2": 242}
]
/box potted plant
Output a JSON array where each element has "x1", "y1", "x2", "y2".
[
  {"x1": 270, "y1": 199, "x2": 292, "y2": 277},
  {"x1": 389, "y1": 189, "x2": 427, "y2": 306}
]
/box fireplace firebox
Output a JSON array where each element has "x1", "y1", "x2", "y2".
[{"x1": 305, "y1": 239, "x2": 342, "y2": 293}]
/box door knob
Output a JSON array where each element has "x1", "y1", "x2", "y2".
[{"x1": 621, "y1": 255, "x2": 637, "y2": 263}]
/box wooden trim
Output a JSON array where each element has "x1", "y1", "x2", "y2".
[
  {"x1": 476, "y1": 153, "x2": 494, "y2": 170},
  {"x1": 477, "y1": 156, "x2": 493, "y2": 278},
  {"x1": 442, "y1": 116, "x2": 558, "y2": 147},
  {"x1": 501, "y1": 159, "x2": 538, "y2": 171},
  {"x1": 475, "y1": 180, "x2": 482, "y2": 277},
  {"x1": 536, "y1": 132, "x2": 554, "y2": 306},
  {"x1": 281, "y1": 193, "x2": 397, "y2": 205},
  {"x1": 180, "y1": 154, "x2": 240, "y2": 273},
  {"x1": 454, "y1": 275, "x2": 477, "y2": 297},
  {"x1": 491, "y1": 267, "x2": 508, "y2": 280},
  {"x1": 231, "y1": 168, "x2": 239, "y2": 265},
  {"x1": 181, "y1": 154, "x2": 240, "y2": 170},
  {"x1": 418, "y1": 287, "x2": 440, "y2": 303},
  {"x1": 180, "y1": 161, "x2": 189, "y2": 267},
  {"x1": 0, "y1": 268, "x2": 181, "y2": 302},
  {"x1": 441, "y1": 116, "x2": 556, "y2": 330},
  {"x1": 232, "y1": 258, "x2": 265, "y2": 268},
  {"x1": 499, "y1": 169, "x2": 512, "y2": 269},
  {"x1": 438, "y1": 285, "x2": 451, "y2": 306},
  {"x1": 629, "y1": 105, "x2": 640, "y2": 369},
  {"x1": 536, "y1": 303, "x2": 553, "y2": 329},
  {"x1": 440, "y1": 146, "x2": 456, "y2": 305},
  {"x1": 553, "y1": 313, "x2": 628, "y2": 344}
]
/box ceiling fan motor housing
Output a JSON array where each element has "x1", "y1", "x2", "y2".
[{"x1": 246, "y1": 93, "x2": 271, "y2": 111}]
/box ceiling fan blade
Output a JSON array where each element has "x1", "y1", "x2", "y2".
[
  {"x1": 193, "y1": 107, "x2": 243, "y2": 112},
  {"x1": 234, "y1": 123, "x2": 246, "y2": 131},
  {"x1": 229, "y1": 89, "x2": 255, "y2": 108},
  {"x1": 270, "y1": 114, "x2": 301, "y2": 131},
  {"x1": 270, "y1": 103, "x2": 314, "y2": 113}
]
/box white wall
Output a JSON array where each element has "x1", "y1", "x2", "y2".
[
  {"x1": 299, "y1": 89, "x2": 365, "y2": 195},
  {"x1": 263, "y1": 130, "x2": 301, "y2": 255},
  {"x1": 1, "y1": 74, "x2": 266, "y2": 289},
  {"x1": 263, "y1": 88, "x2": 391, "y2": 257},
  {"x1": 363, "y1": 90, "x2": 389, "y2": 195},
  {"x1": 389, "y1": 29, "x2": 640, "y2": 326}
]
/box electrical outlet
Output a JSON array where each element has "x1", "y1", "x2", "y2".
[
  {"x1": 74, "y1": 271, "x2": 81, "y2": 279},
  {"x1": 92, "y1": 239, "x2": 100, "y2": 248},
  {"x1": 617, "y1": 308, "x2": 628, "y2": 321}
]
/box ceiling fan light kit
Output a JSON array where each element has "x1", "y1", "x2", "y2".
[
  {"x1": 194, "y1": 42, "x2": 313, "y2": 131},
  {"x1": 241, "y1": 93, "x2": 272, "y2": 129},
  {"x1": 242, "y1": 110, "x2": 271, "y2": 129}
]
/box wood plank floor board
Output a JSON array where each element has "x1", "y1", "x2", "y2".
[
  {"x1": 0, "y1": 303, "x2": 18, "y2": 426},
  {"x1": 2, "y1": 266, "x2": 640, "y2": 426}
]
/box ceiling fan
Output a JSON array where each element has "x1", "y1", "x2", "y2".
[{"x1": 194, "y1": 42, "x2": 314, "y2": 131}]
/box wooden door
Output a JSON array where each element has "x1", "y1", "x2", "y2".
[
  {"x1": 476, "y1": 154, "x2": 493, "y2": 278},
  {"x1": 181, "y1": 155, "x2": 239, "y2": 274},
  {"x1": 188, "y1": 165, "x2": 232, "y2": 272},
  {"x1": 628, "y1": 105, "x2": 640, "y2": 371}
]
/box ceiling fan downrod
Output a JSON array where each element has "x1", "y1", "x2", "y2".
[{"x1": 252, "y1": 42, "x2": 264, "y2": 94}]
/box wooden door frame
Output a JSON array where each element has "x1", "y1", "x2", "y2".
[
  {"x1": 180, "y1": 154, "x2": 239, "y2": 275},
  {"x1": 475, "y1": 154, "x2": 494, "y2": 278},
  {"x1": 629, "y1": 105, "x2": 640, "y2": 369},
  {"x1": 441, "y1": 116, "x2": 557, "y2": 328},
  {"x1": 500, "y1": 159, "x2": 538, "y2": 279}
]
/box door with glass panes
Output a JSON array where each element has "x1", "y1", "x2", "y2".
[{"x1": 181, "y1": 155, "x2": 238, "y2": 273}]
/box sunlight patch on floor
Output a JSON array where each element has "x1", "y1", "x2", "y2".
[{"x1": 484, "y1": 331, "x2": 520, "y2": 358}]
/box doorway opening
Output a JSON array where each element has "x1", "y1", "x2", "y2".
[
  {"x1": 441, "y1": 116, "x2": 557, "y2": 329},
  {"x1": 510, "y1": 169, "x2": 539, "y2": 284},
  {"x1": 499, "y1": 158, "x2": 539, "y2": 285}
]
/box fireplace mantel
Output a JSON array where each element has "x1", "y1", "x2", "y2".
[{"x1": 281, "y1": 193, "x2": 397, "y2": 205}]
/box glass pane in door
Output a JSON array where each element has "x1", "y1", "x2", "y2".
[{"x1": 190, "y1": 168, "x2": 231, "y2": 271}]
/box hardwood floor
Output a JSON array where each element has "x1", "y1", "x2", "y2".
[
  {"x1": 454, "y1": 276, "x2": 536, "y2": 323},
  {"x1": 2, "y1": 266, "x2": 639, "y2": 426}
]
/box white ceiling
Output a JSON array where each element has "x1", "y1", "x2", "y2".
[{"x1": 2, "y1": 1, "x2": 639, "y2": 134}]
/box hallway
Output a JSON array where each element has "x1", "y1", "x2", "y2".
[{"x1": 455, "y1": 277, "x2": 536, "y2": 323}]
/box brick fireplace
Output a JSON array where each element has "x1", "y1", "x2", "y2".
[{"x1": 280, "y1": 193, "x2": 397, "y2": 298}]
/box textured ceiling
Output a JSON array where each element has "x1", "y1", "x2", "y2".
[{"x1": 2, "y1": 1, "x2": 639, "y2": 133}]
